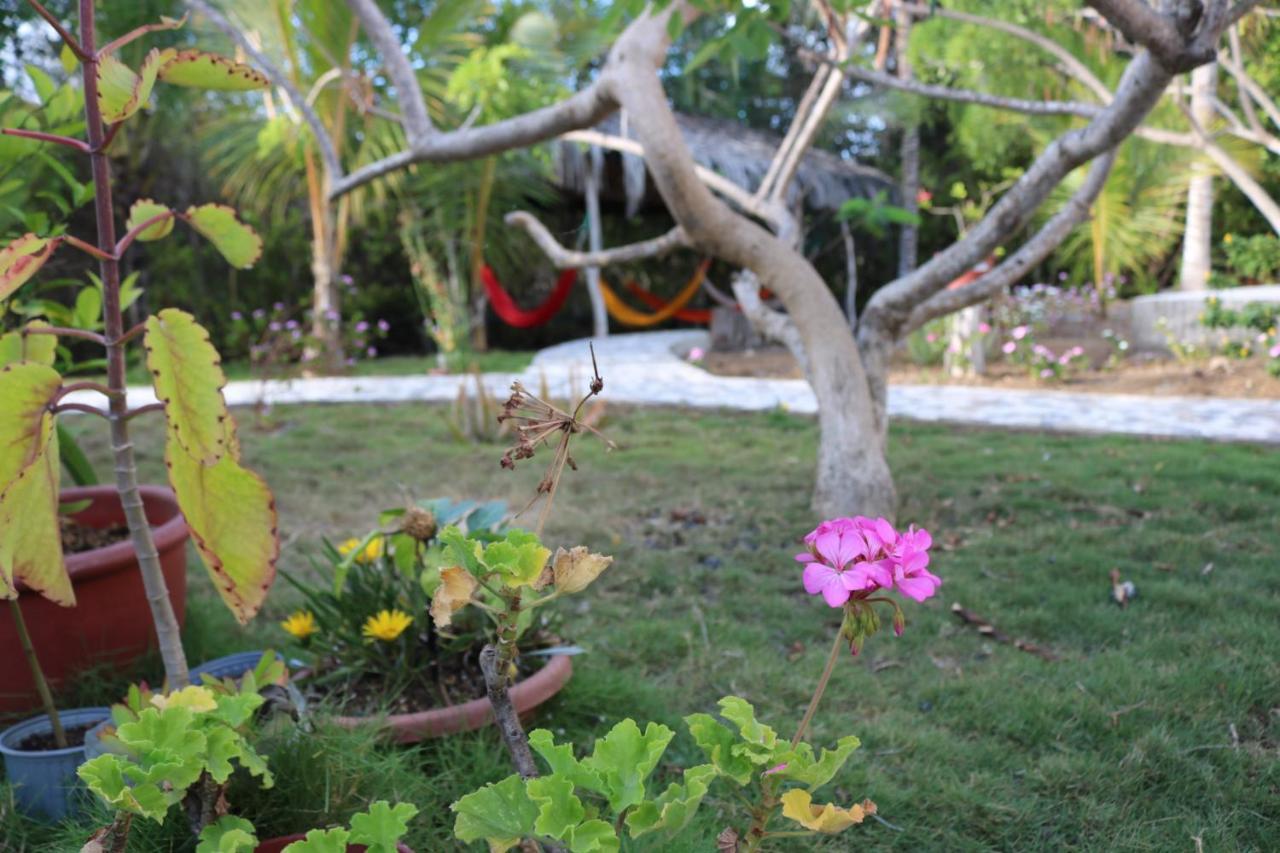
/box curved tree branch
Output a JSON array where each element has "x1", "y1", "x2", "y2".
[
  {"x1": 903, "y1": 150, "x2": 1118, "y2": 334},
  {"x1": 345, "y1": 0, "x2": 433, "y2": 140},
  {"x1": 505, "y1": 212, "x2": 690, "y2": 267}
]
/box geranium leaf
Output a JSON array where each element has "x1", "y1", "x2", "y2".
[
  {"x1": 276, "y1": 828, "x2": 350, "y2": 852},
  {"x1": 625, "y1": 764, "x2": 716, "y2": 838},
  {"x1": 158, "y1": 50, "x2": 269, "y2": 91},
  {"x1": 0, "y1": 363, "x2": 69, "y2": 604},
  {"x1": 552, "y1": 546, "x2": 612, "y2": 594},
  {"x1": 0, "y1": 234, "x2": 58, "y2": 301},
  {"x1": 97, "y1": 48, "x2": 168, "y2": 123},
  {"x1": 684, "y1": 713, "x2": 754, "y2": 786},
  {"x1": 483, "y1": 529, "x2": 550, "y2": 589},
  {"x1": 779, "y1": 788, "x2": 875, "y2": 834},
  {"x1": 196, "y1": 815, "x2": 258, "y2": 853},
  {"x1": 126, "y1": 199, "x2": 175, "y2": 242},
  {"x1": 183, "y1": 204, "x2": 263, "y2": 269},
  {"x1": 145, "y1": 309, "x2": 230, "y2": 465},
  {"x1": 452, "y1": 774, "x2": 538, "y2": 852},
  {"x1": 526, "y1": 774, "x2": 585, "y2": 840},
  {"x1": 438, "y1": 525, "x2": 484, "y2": 575},
  {"x1": 77, "y1": 755, "x2": 170, "y2": 822},
  {"x1": 565, "y1": 819, "x2": 620, "y2": 853},
  {"x1": 580, "y1": 719, "x2": 674, "y2": 813},
  {"x1": 528, "y1": 729, "x2": 606, "y2": 794},
  {"x1": 349, "y1": 801, "x2": 419, "y2": 853},
  {"x1": 430, "y1": 565, "x2": 477, "y2": 628},
  {"x1": 775, "y1": 735, "x2": 861, "y2": 790}
]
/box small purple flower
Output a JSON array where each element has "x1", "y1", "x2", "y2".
[
  {"x1": 366, "y1": 346, "x2": 378, "y2": 358},
  {"x1": 268, "y1": 321, "x2": 282, "y2": 332},
  {"x1": 355, "y1": 321, "x2": 370, "y2": 333},
  {"x1": 273, "y1": 302, "x2": 286, "y2": 312},
  {"x1": 252, "y1": 308, "x2": 266, "y2": 320},
  {"x1": 377, "y1": 319, "x2": 390, "y2": 334},
  {"x1": 325, "y1": 309, "x2": 340, "y2": 322},
  {"x1": 345, "y1": 357, "x2": 357, "y2": 367},
  {"x1": 1057, "y1": 271, "x2": 1068, "y2": 281},
  {"x1": 231, "y1": 311, "x2": 243, "y2": 321},
  {"x1": 1040, "y1": 368, "x2": 1053, "y2": 378},
  {"x1": 1002, "y1": 341, "x2": 1017, "y2": 354},
  {"x1": 1012, "y1": 326, "x2": 1029, "y2": 340},
  {"x1": 285, "y1": 319, "x2": 299, "y2": 330},
  {"x1": 340, "y1": 274, "x2": 354, "y2": 286},
  {"x1": 290, "y1": 330, "x2": 302, "y2": 341}
]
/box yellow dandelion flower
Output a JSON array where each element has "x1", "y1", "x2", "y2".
[
  {"x1": 363, "y1": 609, "x2": 413, "y2": 642},
  {"x1": 1223, "y1": 233, "x2": 1234, "y2": 244},
  {"x1": 337, "y1": 536, "x2": 384, "y2": 563},
  {"x1": 281, "y1": 610, "x2": 317, "y2": 640}
]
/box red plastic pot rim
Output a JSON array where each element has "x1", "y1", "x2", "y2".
[
  {"x1": 16, "y1": 485, "x2": 189, "y2": 593},
  {"x1": 331, "y1": 653, "x2": 574, "y2": 743}
]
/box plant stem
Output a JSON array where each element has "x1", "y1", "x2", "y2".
[
  {"x1": 78, "y1": 0, "x2": 190, "y2": 688},
  {"x1": 791, "y1": 629, "x2": 844, "y2": 748},
  {"x1": 8, "y1": 599, "x2": 67, "y2": 749}
]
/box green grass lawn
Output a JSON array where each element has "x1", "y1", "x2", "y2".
[{"x1": 6, "y1": 406, "x2": 1278, "y2": 850}]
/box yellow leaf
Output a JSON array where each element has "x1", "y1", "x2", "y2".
[
  {"x1": 551, "y1": 546, "x2": 613, "y2": 594},
  {"x1": 779, "y1": 789, "x2": 875, "y2": 834},
  {"x1": 0, "y1": 365, "x2": 70, "y2": 604},
  {"x1": 431, "y1": 566, "x2": 478, "y2": 628},
  {"x1": 150, "y1": 685, "x2": 216, "y2": 713},
  {"x1": 158, "y1": 50, "x2": 269, "y2": 91},
  {"x1": 166, "y1": 417, "x2": 278, "y2": 624},
  {"x1": 0, "y1": 234, "x2": 58, "y2": 302},
  {"x1": 125, "y1": 199, "x2": 174, "y2": 242},
  {"x1": 97, "y1": 48, "x2": 170, "y2": 123},
  {"x1": 145, "y1": 309, "x2": 230, "y2": 466},
  {"x1": 183, "y1": 204, "x2": 263, "y2": 269},
  {"x1": 0, "y1": 321, "x2": 57, "y2": 368}
]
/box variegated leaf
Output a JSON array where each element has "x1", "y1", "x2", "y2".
[
  {"x1": 0, "y1": 234, "x2": 58, "y2": 302},
  {"x1": 183, "y1": 204, "x2": 262, "y2": 269},
  {"x1": 0, "y1": 321, "x2": 57, "y2": 367},
  {"x1": 144, "y1": 309, "x2": 230, "y2": 466},
  {"x1": 97, "y1": 48, "x2": 168, "y2": 123},
  {"x1": 125, "y1": 199, "x2": 175, "y2": 242},
  {"x1": 158, "y1": 50, "x2": 268, "y2": 91}
]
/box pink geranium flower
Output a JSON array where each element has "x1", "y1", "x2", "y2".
[{"x1": 796, "y1": 517, "x2": 938, "y2": 606}]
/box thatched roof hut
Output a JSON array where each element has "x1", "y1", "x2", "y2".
[{"x1": 556, "y1": 112, "x2": 892, "y2": 218}]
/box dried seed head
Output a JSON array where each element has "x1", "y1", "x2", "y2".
[{"x1": 400, "y1": 507, "x2": 438, "y2": 542}]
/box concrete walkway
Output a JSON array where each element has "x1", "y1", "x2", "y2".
[{"x1": 66, "y1": 330, "x2": 1280, "y2": 445}]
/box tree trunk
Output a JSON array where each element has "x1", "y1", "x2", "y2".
[
  {"x1": 896, "y1": 2, "x2": 920, "y2": 277},
  {"x1": 1179, "y1": 61, "x2": 1217, "y2": 291},
  {"x1": 584, "y1": 147, "x2": 610, "y2": 338}
]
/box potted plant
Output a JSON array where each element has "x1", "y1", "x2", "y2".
[
  {"x1": 0, "y1": 0, "x2": 281, "y2": 701},
  {"x1": 278, "y1": 499, "x2": 573, "y2": 743}
]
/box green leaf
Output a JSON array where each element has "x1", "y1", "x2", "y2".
[
  {"x1": 0, "y1": 234, "x2": 58, "y2": 302},
  {"x1": 776, "y1": 735, "x2": 861, "y2": 789},
  {"x1": 438, "y1": 525, "x2": 484, "y2": 575},
  {"x1": 528, "y1": 729, "x2": 605, "y2": 793},
  {"x1": 716, "y1": 696, "x2": 782, "y2": 765},
  {"x1": 126, "y1": 199, "x2": 175, "y2": 242},
  {"x1": 26, "y1": 65, "x2": 55, "y2": 103},
  {"x1": 526, "y1": 774, "x2": 586, "y2": 840},
  {"x1": 97, "y1": 48, "x2": 167, "y2": 123},
  {"x1": 56, "y1": 423, "x2": 98, "y2": 487},
  {"x1": 452, "y1": 774, "x2": 538, "y2": 852},
  {"x1": 684, "y1": 714, "x2": 754, "y2": 786},
  {"x1": 279, "y1": 828, "x2": 351, "y2": 852},
  {"x1": 625, "y1": 764, "x2": 716, "y2": 838},
  {"x1": 77, "y1": 754, "x2": 170, "y2": 822},
  {"x1": 483, "y1": 529, "x2": 550, "y2": 588},
  {"x1": 580, "y1": 719, "x2": 674, "y2": 813},
  {"x1": 72, "y1": 285, "x2": 102, "y2": 331},
  {"x1": 0, "y1": 363, "x2": 69, "y2": 605},
  {"x1": 184, "y1": 204, "x2": 263, "y2": 269},
  {"x1": 158, "y1": 50, "x2": 269, "y2": 91},
  {"x1": 196, "y1": 815, "x2": 258, "y2": 853},
  {"x1": 145, "y1": 309, "x2": 231, "y2": 465},
  {"x1": 0, "y1": 321, "x2": 57, "y2": 367},
  {"x1": 349, "y1": 801, "x2": 419, "y2": 853},
  {"x1": 565, "y1": 819, "x2": 620, "y2": 853}
]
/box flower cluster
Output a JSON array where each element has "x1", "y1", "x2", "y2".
[
  {"x1": 796, "y1": 516, "x2": 940, "y2": 607},
  {"x1": 1000, "y1": 327, "x2": 1086, "y2": 381},
  {"x1": 226, "y1": 301, "x2": 390, "y2": 377}
]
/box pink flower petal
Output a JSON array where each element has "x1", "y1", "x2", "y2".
[
  {"x1": 821, "y1": 580, "x2": 852, "y2": 608},
  {"x1": 803, "y1": 563, "x2": 838, "y2": 596}
]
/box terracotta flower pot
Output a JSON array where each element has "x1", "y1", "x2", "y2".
[
  {"x1": 255, "y1": 835, "x2": 413, "y2": 853},
  {"x1": 332, "y1": 654, "x2": 574, "y2": 744},
  {"x1": 0, "y1": 485, "x2": 189, "y2": 712}
]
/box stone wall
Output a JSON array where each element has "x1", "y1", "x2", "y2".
[{"x1": 1129, "y1": 285, "x2": 1280, "y2": 351}]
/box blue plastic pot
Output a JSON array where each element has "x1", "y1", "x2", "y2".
[
  {"x1": 190, "y1": 651, "x2": 277, "y2": 685},
  {"x1": 0, "y1": 706, "x2": 110, "y2": 820}
]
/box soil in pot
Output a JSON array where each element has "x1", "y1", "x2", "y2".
[
  {"x1": 300, "y1": 633, "x2": 559, "y2": 717},
  {"x1": 59, "y1": 516, "x2": 129, "y2": 554},
  {"x1": 14, "y1": 719, "x2": 98, "y2": 752}
]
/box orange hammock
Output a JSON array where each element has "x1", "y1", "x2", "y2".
[
  {"x1": 623, "y1": 280, "x2": 712, "y2": 324},
  {"x1": 599, "y1": 260, "x2": 711, "y2": 328},
  {"x1": 481, "y1": 266, "x2": 578, "y2": 328}
]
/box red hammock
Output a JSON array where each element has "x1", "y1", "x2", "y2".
[
  {"x1": 481, "y1": 266, "x2": 578, "y2": 328},
  {"x1": 623, "y1": 280, "x2": 712, "y2": 324}
]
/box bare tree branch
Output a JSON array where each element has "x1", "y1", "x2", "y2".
[
  {"x1": 505, "y1": 212, "x2": 690, "y2": 267},
  {"x1": 903, "y1": 150, "x2": 1118, "y2": 333},
  {"x1": 185, "y1": 0, "x2": 344, "y2": 184},
  {"x1": 1180, "y1": 101, "x2": 1280, "y2": 233},
  {"x1": 1219, "y1": 49, "x2": 1280, "y2": 131},
  {"x1": 900, "y1": 1, "x2": 1112, "y2": 101},
  {"x1": 733, "y1": 270, "x2": 809, "y2": 377},
  {"x1": 346, "y1": 0, "x2": 433, "y2": 140},
  {"x1": 1086, "y1": 0, "x2": 1204, "y2": 71},
  {"x1": 858, "y1": 49, "x2": 1175, "y2": 346}
]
